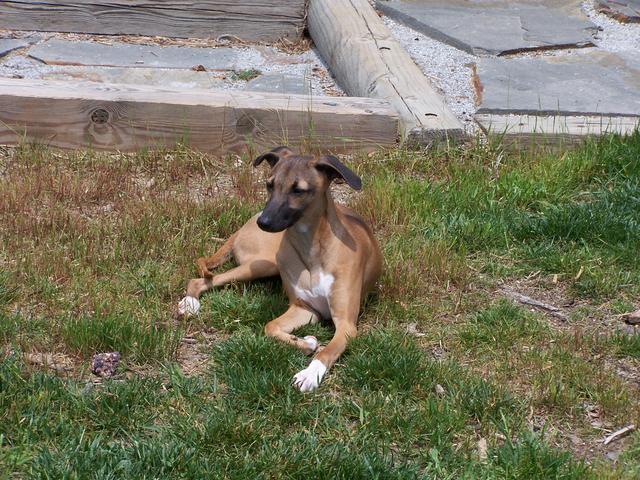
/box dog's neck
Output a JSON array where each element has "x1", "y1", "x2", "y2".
[{"x1": 286, "y1": 189, "x2": 339, "y2": 267}]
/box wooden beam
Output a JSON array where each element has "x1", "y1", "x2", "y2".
[
  {"x1": 0, "y1": 0, "x2": 306, "y2": 42},
  {"x1": 475, "y1": 113, "x2": 640, "y2": 146},
  {"x1": 0, "y1": 78, "x2": 399, "y2": 154},
  {"x1": 307, "y1": 0, "x2": 466, "y2": 145}
]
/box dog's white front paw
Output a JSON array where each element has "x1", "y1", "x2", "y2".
[
  {"x1": 178, "y1": 296, "x2": 200, "y2": 316},
  {"x1": 293, "y1": 359, "x2": 327, "y2": 392}
]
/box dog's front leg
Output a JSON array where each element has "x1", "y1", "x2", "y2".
[
  {"x1": 293, "y1": 283, "x2": 361, "y2": 392},
  {"x1": 265, "y1": 305, "x2": 320, "y2": 355}
]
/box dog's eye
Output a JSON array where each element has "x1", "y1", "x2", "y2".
[{"x1": 266, "y1": 181, "x2": 274, "y2": 191}]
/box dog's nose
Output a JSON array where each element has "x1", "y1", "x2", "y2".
[{"x1": 257, "y1": 215, "x2": 272, "y2": 231}]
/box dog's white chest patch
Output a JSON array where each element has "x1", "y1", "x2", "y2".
[{"x1": 293, "y1": 271, "x2": 334, "y2": 318}]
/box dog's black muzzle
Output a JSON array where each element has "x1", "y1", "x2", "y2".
[{"x1": 257, "y1": 202, "x2": 303, "y2": 233}]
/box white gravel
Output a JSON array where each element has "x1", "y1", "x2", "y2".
[
  {"x1": 382, "y1": 16, "x2": 478, "y2": 131},
  {"x1": 581, "y1": 0, "x2": 640, "y2": 53},
  {"x1": 222, "y1": 44, "x2": 343, "y2": 95},
  {"x1": 0, "y1": 54, "x2": 54, "y2": 79}
]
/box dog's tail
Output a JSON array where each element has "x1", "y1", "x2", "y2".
[{"x1": 196, "y1": 232, "x2": 238, "y2": 278}]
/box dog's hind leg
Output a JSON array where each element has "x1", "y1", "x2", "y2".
[
  {"x1": 196, "y1": 232, "x2": 238, "y2": 278},
  {"x1": 178, "y1": 259, "x2": 278, "y2": 318},
  {"x1": 265, "y1": 305, "x2": 320, "y2": 355}
]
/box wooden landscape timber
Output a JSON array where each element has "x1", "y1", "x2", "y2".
[
  {"x1": 0, "y1": 0, "x2": 306, "y2": 42},
  {"x1": 475, "y1": 113, "x2": 640, "y2": 146},
  {"x1": 307, "y1": 0, "x2": 466, "y2": 145},
  {"x1": 0, "y1": 78, "x2": 399, "y2": 154}
]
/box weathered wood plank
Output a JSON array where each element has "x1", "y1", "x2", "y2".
[
  {"x1": 475, "y1": 113, "x2": 640, "y2": 146},
  {"x1": 308, "y1": 0, "x2": 465, "y2": 145},
  {"x1": 0, "y1": 78, "x2": 399, "y2": 154},
  {"x1": 0, "y1": 0, "x2": 306, "y2": 42}
]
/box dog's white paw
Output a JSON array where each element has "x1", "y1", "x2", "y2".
[
  {"x1": 177, "y1": 296, "x2": 200, "y2": 316},
  {"x1": 303, "y1": 335, "x2": 318, "y2": 352},
  {"x1": 293, "y1": 359, "x2": 327, "y2": 392}
]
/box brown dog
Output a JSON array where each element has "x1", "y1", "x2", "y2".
[{"x1": 178, "y1": 147, "x2": 382, "y2": 391}]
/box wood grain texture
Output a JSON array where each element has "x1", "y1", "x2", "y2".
[
  {"x1": 0, "y1": 0, "x2": 306, "y2": 41},
  {"x1": 475, "y1": 113, "x2": 640, "y2": 146},
  {"x1": 0, "y1": 78, "x2": 398, "y2": 154},
  {"x1": 307, "y1": 0, "x2": 465, "y2": 145}
]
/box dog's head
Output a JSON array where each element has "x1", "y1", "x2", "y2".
[{"x1": 252, "y1": 146, "x2": 362, "y2": 233}]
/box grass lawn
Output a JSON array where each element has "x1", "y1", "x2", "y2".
[{"x1": 1, "y1": 133, "x2": 639, "y2": 479}]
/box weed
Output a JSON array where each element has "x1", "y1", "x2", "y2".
[{"x1": 231, "y1": 69, "x2": 261, "y2": 81}]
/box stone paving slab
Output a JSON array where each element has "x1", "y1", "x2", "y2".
[
  {"x1": 476, "y1": 50, "x2": 640, "y2": 116},
  {"x1": 244, "y1": 73, "x2": 310, "y2": 95},
  {"x1": 377, "y1": 0, "x2": 597, "y2": 55},
  {"x1": 0, "y1": 39, "x2": 32, "y2": 58},
  {"x1": 597, "y1": 0, "x2": 640, "y2": 23},
  {"x1": 28, "y1": 39, "x2": 240, "y2": 70},
  {"x1": 41, "y1": 68, "x2": 311, "y2": 95},
  {"x1": 42, "y1": 66, "x2": 226, "y2": 90}
]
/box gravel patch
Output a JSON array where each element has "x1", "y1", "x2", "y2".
[
  {"x1": 582, "y1": 0, "x2": 640, "y2": 52},
  {"x1": 230, "y1": 45, "x2": 344, "y2": 96},
  {"x1": 0, "y1": 54, "x2": 54, "y2": 79},
  {"x1": 382, "y1": 16, "x2": 478, "y2": 131}
]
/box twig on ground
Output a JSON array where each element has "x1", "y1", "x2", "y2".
[
  {"x1": 603, "y1": 424, "x2": 636, "y2": 446},
  {"x1": 499, "y1": 287, "x2": 569, "y2": 321},
  {"x1": 477, "y1": 438, "x2": 488, "y2": 461}
]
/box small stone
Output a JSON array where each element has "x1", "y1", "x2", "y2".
[
  {"x1": 623, "y1": 309, "x2": 640, "y2": 325},
  {"x1": 606, "y1": 450, "x2": 620, "y2": 462},
  {"x1": 435, "y1": 384, "x2": 446, "y2": 396},
  {"x1": 91, "y1": 352, "x2": 121, "y2": 378}
]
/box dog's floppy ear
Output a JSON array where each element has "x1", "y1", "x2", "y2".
[
  {"x1": 314, "y1": 155, "x2": 362, "y2": 191},
  {"x1": 252, "y1": 146, "x2": 294, "y2": 168}
]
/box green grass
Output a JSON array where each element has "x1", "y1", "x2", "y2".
[
  {"x1": 458, "y1": 300, "x2": 550, "y2": 351},
  {"x1": 231, "y1": 68, "x2": 262, "y2": 81},
  {"x1": 61, "y1": 312, "x2": 182, "y2": 362},
  {"x1": 611, "y1": 332, "x2": 640, "y2": 359},
  {"x1": 1, "y1": 133, "x2": 640, "y2": 478}
]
